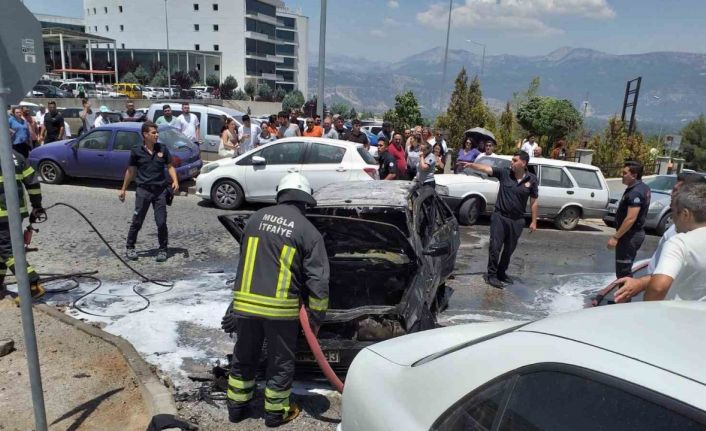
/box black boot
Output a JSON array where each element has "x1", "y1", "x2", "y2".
[
  {"x1": 227, "y1": 400, "x2": 250, "y2": 423},
  {"x1": 265, "y1": 403, "x2": 300, "y2": 428}
]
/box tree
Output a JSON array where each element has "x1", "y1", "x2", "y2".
[
  {"x1": 282, "y1": 90, "x2": 305, "y2": 113},
  {"x1": 206, "y1": 74, "x2": 220, "y2": 88},
  {"x1": 188, "y1": 69, "x2": 201, "y2": 85},
  {"x1": 360, "y1": 111, "x2": 375, "y2": 119},
  {"x1": 681, "y1": 115, "x2": 706, "y2": 170},
  {"x1": 512, "y1": 76, "x2": 540, "y2": 110},
  {"x1": 244, "y1": 81, "x2": 256, "y2": 101},
  {"x1": 273, "y1": 87, "x2": 287, "y2": 102},
  {"x1": 219, "y1": 75, "x2": 238, "y2": 99},
  {"x1": 331, "y1": 102, "x2": 352, "y2": 118},
  {"x1": 497, "y1": 102, "x2": 516, "y2": 154},
  {"x1": 171, "y1": 70, "x2": 193, "y2": 89},
  {"x1": 303, "y1": 96, "x2": 318, "y2": 117},
  {"x1": 587, "y1": 117, "x2": 653, "y2": 176},
  {"x1": 382, "y1": 91, "x2": 423, "y2": 133},
  {"x1": 150, "y1": 68, "x2": 168, "y2": 87},
  {"x1": 349, "y1": 107, "x2": 358, "y2": 120},
  {"x1": 121, "y1": 71, "x2": 138, "y2": 83},
  {"x1": 232, "y1": 89, "x2": 249, "y2": 101},
  {"x1": 133, "y1": 65, "x2": 151, "y2": 85},
  {"x1": 256, "y1": 83, "x2": 273, "y2": 101},
  {"x1": 517, "y1": 96, "x2": 582, "y2": 145}
]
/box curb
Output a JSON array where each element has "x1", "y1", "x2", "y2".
[{"x1": 35, "y1": 304, "x2": 177, "y2": 418}]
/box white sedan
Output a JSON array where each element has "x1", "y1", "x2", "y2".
[
  {"x1": 195, "y1": 137, "x2": 379, "y2": 209},
  {"x1": 340, "y1": 301, "x2": 706, "y2": 431}
]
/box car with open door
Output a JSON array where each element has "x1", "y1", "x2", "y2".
[{"x1": 218, "y1": 180, "x2": 460, "y2": 372}]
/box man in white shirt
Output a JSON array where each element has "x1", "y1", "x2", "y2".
[
  {"x1": 239, "y1": 114, "x2": 260, "y2": 153},
  {"x1": 94, "y1": 106, "x2": 110, "y2": 128},
  {"x1": 644, "y1": 182, "x2": 706, "y2": 301},
  {"x1": 475, "y1": 141, "x2": 496, "y2": 161},
  {"x1": 614, "y1": 173, "x2": 706, "y2": 302},
  {"x1": 35, "y1": 105, "x2": 46, "y2": 128},
  {"x1": 521, "y1": 136, "x2": 537, "y2": 157},
  {"x1": 427, "y1": 129, "x2": 448, "y2": 153},
  {"x1": 177, "y1": 102, "x2": 200, "y2": 142}
]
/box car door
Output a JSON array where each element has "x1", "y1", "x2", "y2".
[
  {"x1": 109, "y1": 130, "x2": 143, "y2": 179},
  {"x1": 68, "y1": 129, "x2": 115, "y2": 178},
  {"x1": 299, "y1": 142, "x2": 350, "y2": 191},
  {"x1": 202, "y1": 112, "x2": 223, "y2": 153},
  {"x1": 536, "y1": 164, "x2": 575, "y2": 217},
  {"x1": 565, "y1": 167, "x2": 609, "y2": 217},
  {"x1": 242, "y1": 141, "x2": 306, "y2": 201}
]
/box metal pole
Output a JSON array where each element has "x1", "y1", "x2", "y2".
[
  {"x1": 0, "y1": 65, "x2": 48, "y2": 431},
  {"x1": 59, "y1": 33, "x2": 66, "y2": 79},
  {"x1": 316, "y1": 0, "x2": 327, "y2": 118},
  {"x1": 165, "y1": 0, "x2": 172, "y2": 97},
  {"x1": 480, "y1": 44, "x2": 485, "y2": 77},
  {"x1": 87, "y1": 39, "x2": 94, "y2": 82},
  {"x1": 440, "y1": 0, "x2": 453, "y2": 110}
]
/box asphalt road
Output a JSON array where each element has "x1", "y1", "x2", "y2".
[{"x1": 15, "y1": 179, "x2": 659, "y2": 430}]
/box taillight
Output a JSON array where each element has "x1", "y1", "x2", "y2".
[
  {"x1": 364, "y1": 167, "x2": 377, "y2": 179},
  {"x1": 172, "y1": 155, "x2": 182, "y2": 168}
]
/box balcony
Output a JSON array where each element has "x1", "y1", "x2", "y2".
[
  {"x1": 245, "y1": 72, "x2": 283, "y2": 81},
  {"x1": 245, "y1": 31, "x2": 277, "y2": 43},
  {"x1": 245, "y1": 12, "x2": 279, "y2": 26}
]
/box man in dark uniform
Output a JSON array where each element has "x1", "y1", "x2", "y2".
[
  {"x1": 221, "y1": 173, "x2": 329, "y2": 428},
  {"x1": 463, "y1": 151, "x2": 539, "y2": 288},
  {"x1": 0, "y1": 150, "x2": 46, "y2": 302},
  {"x1": 118, "y1": 121, "x2": 179, "y2": 262},
  {"x1": 608, "y1": 161, "x2": 651, "y2": 278},
  {"x1": 378, "y1": 138, "x2": 398, "y2": 180},
  {"x1": 39, "y1": 101, "x2": 64, "y2": 144}
]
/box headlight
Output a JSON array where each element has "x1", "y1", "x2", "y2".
[
  {"x1": 435, "y1": 184, "x2": 450, "y2": 196},
  {"x1": 201, "y1": 163, "x2": 219, "y2": 174}
]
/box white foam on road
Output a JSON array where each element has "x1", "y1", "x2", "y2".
[{"x1": 533, "y1": 272, "x2": 615, "y2": 314}]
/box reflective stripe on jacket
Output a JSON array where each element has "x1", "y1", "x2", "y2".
[
  {"x1": 0, "y1": 150, "x2": 42, "y2": 223},
  {"x1": 233, "y1": 203, "x2": 329, "y2": 322}
]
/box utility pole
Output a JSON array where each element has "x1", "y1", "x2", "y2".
[
  {"x1": 316, "y1": 0, "x2": 327, "y2": 118},
  {"x1": 465, "y1": 39, "x2": 486, "y2": 77},
  {"x1": 440, "y1": 0, "x2": 453, "y2": 111},
  {"x1": 164, "y1": 0, "x2": 172, "y2": 97}
]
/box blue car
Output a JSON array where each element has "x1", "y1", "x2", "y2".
[{"x1": 28, "y1": 123, "x2": 202, "y2": 184}]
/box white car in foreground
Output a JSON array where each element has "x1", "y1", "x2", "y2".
[
  {"x1": 340, "y1": 301, "x2": 706, "y2": 431},
  {"x1": 195, "y1": 137, "x2": 379, "y2": 209}
]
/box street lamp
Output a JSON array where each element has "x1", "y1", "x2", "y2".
[
  {"x1": 465, "y1": 39, "x2": 485, "y2": 77},
  {"x1": 439, "y1": 0, "x2": 453, "y2": 111},
  {"x1": 164, "y1": 0, "x2": 172, "y2": 97}
]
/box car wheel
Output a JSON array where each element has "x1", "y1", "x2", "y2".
[
  {"x1": 656, "y1": 212, "x2": 672, "y2": 236},
  {"x1": 554, "y1": 206, "x2": 581, "y2": 231},
  {"x1": 38, "y1": 160, "x2": 64, "y2": 184},
  {"x1": 211, "y1": 179, "x2": 244, "y2": 210},
  {"x1": 458, "y1": 197, "x2": 481, "y2": 226}
]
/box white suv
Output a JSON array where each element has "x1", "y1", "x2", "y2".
[{"x1": 195, "y1": 137, "x2": 379, "y2": 209}]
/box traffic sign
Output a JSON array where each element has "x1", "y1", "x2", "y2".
[
  {"x1": 0, "y1": 0, "x2": 45, "y2": 105},
  {"x1": 664, "y1": 134, "x2": 682, "y2": 152}
]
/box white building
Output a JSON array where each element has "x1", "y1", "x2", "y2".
[{"x1": 83, "y1": 0, "x2": 308, "y2": 94}]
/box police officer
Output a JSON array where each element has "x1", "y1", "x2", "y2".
[
  {"x1": 463, "y1": 150, "x2": 539, "y2": 288},
  {"x1": 118, "y1": 121, "x2": 179, "y2": 263},
  {"x1": 0, "y1": 150, "x2": 45, "y2": 302},
  {"x1": 222, "y1": 173, "x2": 329, "y2": 427},
  {"x1": 608, "y1": 161, "x2": 651, "y2": 278},
  {"x1": 378, "y1": 137, "x2": 398, "y2": 180}
]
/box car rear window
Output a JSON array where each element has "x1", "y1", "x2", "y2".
[
  {"x1": 567, "y1": 168, "x2": 603, "y2": 190},
  {"x1": 159, "y1": 128, "x2": 194, "y2": 152},
  {"x1": 357, "y1": 147, "x2": 377, "y2": 165}
]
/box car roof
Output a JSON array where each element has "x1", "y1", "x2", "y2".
[
  {"x1": 518, "y1": 301, "x2": 706, "y2": 384},
  {"x1": 314, "y1": 180, "x2": 415, "y2": 207},
  {"x1": 93, "y1": 122, "x2": 171, "y2": 131},
  {"x1": 492, "y1": 154, "x2": 601, "y2": 171}
]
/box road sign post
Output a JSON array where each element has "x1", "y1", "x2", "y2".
[{"x1": 0, "y1": 2, "x2": 48, "y2": 430}]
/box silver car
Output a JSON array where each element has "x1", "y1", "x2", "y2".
[{"x1": 603, "y1": 175, "x2": 677, "y2": 235}]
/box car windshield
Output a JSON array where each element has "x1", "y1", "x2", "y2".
[
  {"x1": 462, "y1": 156, "x2": 510, "y2": 176},
  {"x1": 159, "y1": 127, "x2": 193, "y2": 152},
  {"x1": 643, "y1": 176, "x2": 676, "y2": 193},
  {"x1": 357, "y1": 147, "x2": 377, "y2": 165}
]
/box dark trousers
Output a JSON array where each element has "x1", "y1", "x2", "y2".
[
  {"x1": 0, "y1": 223, "x2": 39, "y2": 284},
  {"x1": 615, "y1": 229, "x2": 646, "y2": 278},
  {"x1": 228, "y1": 317, "x2": 299, "y2": 416},
  {"x1": 487, "y1": 212, "x2": 525, "y2": 278},
  {"x1": 126, "y1": 186, "x2": 168, "y2": 250},
  {"x1": 13, "y1": 143, "x2": 30, "y2": 158}
]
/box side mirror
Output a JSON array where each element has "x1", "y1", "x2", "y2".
[
  {"x1": 252, "y1": 156, "x2": 266, "y2": 165},
  {"x1": 423, "y1": 242, "x2": 451, "y2": 257}
]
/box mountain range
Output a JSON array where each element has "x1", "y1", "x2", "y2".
[{"x1": 309, "y1": 47, "x2": 706, "y2": 130}]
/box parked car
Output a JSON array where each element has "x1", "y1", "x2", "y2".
[
  {"x1": 192, "y1": 86, "x2": 214, "y2": 99},
  {"x1": 142, "y1": 86, "x2": 160, "y2": 99},
  {"x1": 195, "y1": 137, "x2": 379, "y2": 209},
  {"x1": 146, "y1": 102, "x2": 245, "y2": 152},
  {"x1": 113, "y1": 83, "x2": 143, "y2": 99},
  {"x1": 28, "y1": 123, "x2": 202, "y2": 184},
  {"x1": 602, "y1": 174, "x2": 706, "y2": 235},
  {"x1": 339, "y1": 301, "x2": 706, "y2": 431},
  {"x1": 361, "y1": 125, "x2": 383, "y2": 136},
  {"x1": 436, "y1": 155, "x2": 610, "y2": 230},
  {"x1": 59, "y1": 82, "x2": 97, "y2": 98},
  {"x1": 219, "y1": 180, "x2": 460, "y2": 371},
  {"x1": 31, "y1": 85, "x2": 72, "y2": 98}
]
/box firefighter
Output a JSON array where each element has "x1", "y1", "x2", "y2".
[
  {"x1": 0, "y1": 150, "x2": 45, "y2": 302},
  {"x1": 222, "y1": 173, "x2": 329, "y2": 428}
]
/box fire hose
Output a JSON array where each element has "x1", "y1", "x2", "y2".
[{"x1": 299, "y1": 304, "x2": 345, "y2": 393}]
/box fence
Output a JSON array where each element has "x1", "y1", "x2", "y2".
[{"x1": 593, "y1": 162, "x2": 657, "y2": 179}]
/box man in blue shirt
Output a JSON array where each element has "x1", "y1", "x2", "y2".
[{"x1": 8, "y1": 107, "x2": 31, "y2": 158}]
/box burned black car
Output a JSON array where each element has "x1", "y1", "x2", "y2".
[{"x1": 218, "y1": 180, "x2": 460, "y2": 372}]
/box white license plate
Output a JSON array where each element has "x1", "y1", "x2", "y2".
[{"x1": 296, "y1": 351, "x2": 340, "y2": 363}]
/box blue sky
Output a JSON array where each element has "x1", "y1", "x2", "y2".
[{"x1": 23, "y1": 0, "x2": 706, "y2": 61}]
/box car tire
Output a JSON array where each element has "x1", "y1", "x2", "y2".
[
  {"x1": 38, "y1": 160, "x2": 64, "y2": 184},
  {"x1": 458, "y1": 197, "x2": 481, "y2": 226},
  {"x1": 656, "y1": 211, "x2": 672, "y2": 236},
  {"x1": 211, "y1": 179, "x2": 245, "y2": 210},
  {"x1": 554, "y1": 206, "x2": 581, "y2": 231}
]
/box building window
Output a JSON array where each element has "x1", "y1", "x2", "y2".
[
  {"x1": 213, "y1": 24, "x2": 219, "y2": 31},
  {"x1": 119, "y1": 5, "x2": 123, "y2": 12},
  {"x1": 213, "y1": 44, "x2": 219, "y2": 51},
  {"x1": 195, "y1": 44, "x2": 200, "y2": 51},
  {"x1": 105, "y1": 25, "x2": 109, "y2": 31},
  {"x1": 194, "y1": 24, "x2": 200, "y2": 31},
  {"x1": 193, "y1": 3, "x2": 199, "y2": 10},
  {"x1": 93, "y1": 8, "x2": 96, "y2": 14},
  {"x1": 121, "y1": 43, "x2": 125, "y2": 49},
  {"x1": 94, "y1": 26, "x2": 98, "y2": 32},
  {"x1": 104, "y1": 6, "x2": 108, "y2": 13},
  {"x1": 87, "y1": 8, "x2": 90, "y2": 15},
  {"x1": 215, "y1": 64, "x2": 220, "y2": 71},
  {"x1": 120, "y1": 25, "x2": 124, "y2": 31},
  {"x1": 213, "y1": 3, "x2": 219, "y2": 11}
]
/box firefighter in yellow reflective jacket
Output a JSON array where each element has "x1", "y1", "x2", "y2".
[
  {"x1": 0, "y1": 150, "x2": 45, "y2": 302},
  {"x1": 225, "y1": 173, "x2": 329, "y2": 428}
]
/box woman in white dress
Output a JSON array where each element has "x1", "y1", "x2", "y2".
[{"x1": 218, "y1": 117, "x2": 240, "y2": 158}]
